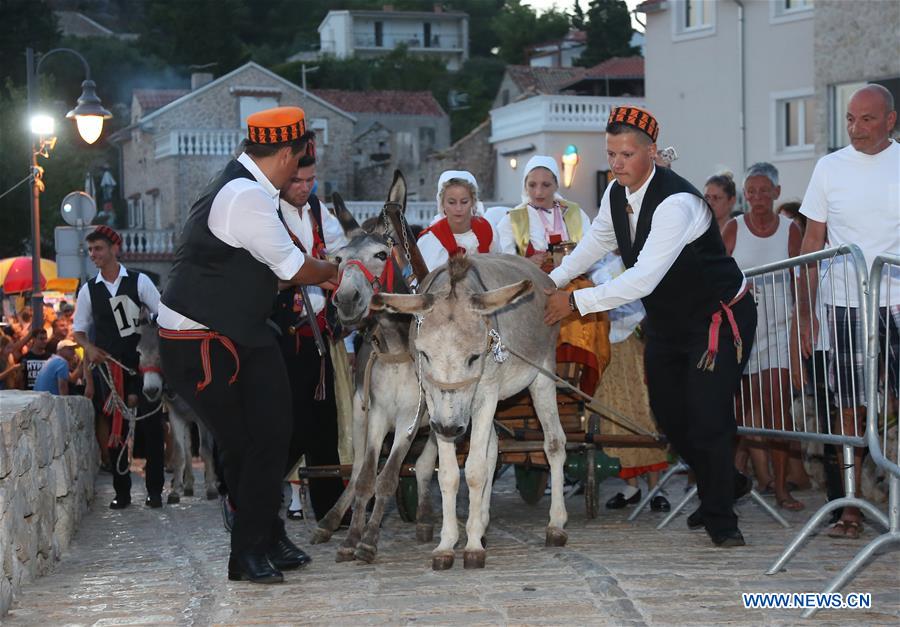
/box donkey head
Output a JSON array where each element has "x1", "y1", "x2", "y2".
[
  {"x1": 136, "y1": 315, "x2": 163, "y2": 402},
  {"x1": 331, "y1": 171, "x2": 411, "y2": 328},
  {"x1": 371, "y1": 258, "x2": 533, "y2": 439}
]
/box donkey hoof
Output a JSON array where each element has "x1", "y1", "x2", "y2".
[
  {"x1": 463, "y1": 550, "x2": 486, "y2": 569},
  {"x1": 431, "y1": 551, "x2": 455, "y2": 571},
  {"x1": 545, "y1": 527, "x2": 568, "y2": 547},
  {"x1": 183, "y1": 487, "x2": 194, "y2": 497},
  {"x1": 354, "y1": 543, "x2": 377, "y2": 563},
  {"x1": 166, "y1": 493, "x2": 181, "y2": 505},
  {"x1": 416, "y1": 524, "x2": 434, "y2": 543},
  {"x1": 311, "y1": 528, "x2": 333, "y2": 545},
  {"x1": 336, "y1": 546, "x2": 357, "y2": 563},
  {"x1": 206, "y1": 490, "x2": 218, "y2": 501}
]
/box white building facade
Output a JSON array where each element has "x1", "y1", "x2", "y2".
[{"x1": 318, "y1": 8, "x2": 469, "y2": 71}]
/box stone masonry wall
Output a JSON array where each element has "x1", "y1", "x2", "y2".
[{"x1": 0, "y1": 392, "x2": 98, "y2": 617}]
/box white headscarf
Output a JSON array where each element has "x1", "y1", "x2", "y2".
[
  {"x1": 434, "y1": 170, "x2": 484, "y2": 222},
  {"x1": 521, "y1": 155, "x2": 564, "y2": 204}
]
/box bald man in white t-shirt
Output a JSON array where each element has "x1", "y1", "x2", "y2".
[{"x1": 796, "y1": 84, "x2": 899, "y2": 539}]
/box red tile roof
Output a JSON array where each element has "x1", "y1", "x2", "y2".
[
  {"x1": 312, "y1": 89, "x2": 447, "y2": 117},
  {"x1": 133, "y1": 89, "x2": 189, "y2": 113},
  {"x1": 505, "y1": 65, "x2": 587, "y2": 95},
  {"x1": 581, "y1": 56, "x2": 644, "y2": 79}
]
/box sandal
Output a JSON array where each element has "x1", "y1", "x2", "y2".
[
  {"x1": 758, "y1": 481, "x2": 775, "y2": 496},
  {"x1": 827, "y1": 519, "x2": 863, "y2": 539},
  {"x1": 776, "y1": 495, "x2": 805, "y2": 511},
  {"x1": 287, "y1": 509, "x2": 304, "y2": 520}
]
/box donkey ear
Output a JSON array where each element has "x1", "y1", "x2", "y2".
[
  {"x1": 469, "y1": 280, "x2": 533, "y2": 315},
  {"x1": 371, "y1": 292, "x2": 434, "y2": 315},
  {"x1": 331, "y1": 192, "x2": 362, "y2": 236},
  {"x1": 387, "y1": 170, "x2": 407, "y2": 212}
]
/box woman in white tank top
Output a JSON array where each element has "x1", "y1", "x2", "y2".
[{"x1": 723, "y1": 163, "x2": 804, "y2": 511}]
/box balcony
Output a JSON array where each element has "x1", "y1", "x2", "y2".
[
  {"x1": 119, "y1": 229, "x2": 177, "y2": 260},
  {"x1": 155, "y1": 130, "x2": 242, "y2": 159},
  {"x1": 489, "y1": 95, "x2": 646, "y2": 143},
  {"x1": 352, "y1": 32, "x2": 462, "y2": 51},
  {"x1": 344, "y1": 201, "x2": 436, "y2": 228}
]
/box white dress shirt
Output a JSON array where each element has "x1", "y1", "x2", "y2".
[
  {"x1": 549, "y1": 166, "x2": 730, "y2": 314},
  {"x1": 279, "y1": 197, "x2": 349, "y2": 315},
  {"x1": 158, "y1": 152, "x2": 306, "y2": 330},
  {"x1": 73, "y1": 264, "x2": 160, "y2": 334},
  {"x1": 497, "y1": 203, "x2": 592, "y2": 254}
]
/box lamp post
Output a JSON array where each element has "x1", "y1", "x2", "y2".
[{"x1": 25, "y1": 47, "x2": 111, "y2": 330}]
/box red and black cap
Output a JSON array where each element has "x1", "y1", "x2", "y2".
[
  {"x1": 91, "y1": 225, "x2": 122, "y2": 246},
  {"x1": 607, "y1": 105, "x2": 659, "y2": 143}
]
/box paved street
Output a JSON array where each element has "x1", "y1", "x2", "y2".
[{"x1": 5, "y1": 464, "x2": 899, "y2": 626}]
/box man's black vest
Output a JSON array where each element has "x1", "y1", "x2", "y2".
[
  {"x1": 88, "y1": 269, "x2": 142, "y2": 367},
  {"x1": 163, "y1": 160, "x2": 279, "y2": 347},
  {"x1": 610, "y1": 167, "x2": 744, "y2": 339}
]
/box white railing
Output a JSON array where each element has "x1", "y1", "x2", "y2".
[
  {"x1": 344, "y1": 201, "x2": 437, "y2": 227},
  {"x1": 155, "y1": 130, "x2": 243, "y2": 159},
  {"x1": 490, "y1": 95, "x2": 645, "y2": 143},
  {"x1": 119, "y1": 229, "x2": 177, "y2": 257}
]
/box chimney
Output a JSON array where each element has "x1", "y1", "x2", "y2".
[
  {"x1": 191, "y1": 72, "x2": 214, "y2": 91},
  {"x1": 433, "y1": 3, "x2": 443, "y2": 12}
]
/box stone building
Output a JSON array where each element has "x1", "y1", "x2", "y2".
[
  {"x1": 415, "y1": 118, "x2": 495, "y2": 208},
  {"x1": 109, "y1": 62, "x2": 356, "y2": 284}
]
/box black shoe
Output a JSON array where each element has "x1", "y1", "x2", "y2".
[
  {"x1": 227, "y1": 550, "x2": 284, "y2": 584},
  {"x1": 109, "y1": 497, "x2": 131, "y2": 510},
  {"x1": 267, "y1": 536, "x2": 312, "y2": 570},
  {"x1": 145, "y1": 495, "x2": 163, "y2": 508},
  {"x1": 650, "y1": 495, "x2": 671, "y2": 512},
  {"x1": 734, "y1": 472, "x2": 752, "y2": 500},
  {"x1": 221, "y1": 495, "x2": 236, "y2": 533},
  {"x1": 605, "y1": 490, "x2": 641, "y2": 509},
  {"x1": 687, "y1": 507, "x2": 704, "y2": 530},
  {"x1": 709, "y1": 528, "x2": 746, "y2": 548}
]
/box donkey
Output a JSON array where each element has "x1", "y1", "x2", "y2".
[
  {"x1": 372, "y1": 254, "x2": 568, "y2": 570},
  {"x1": 310, "y1": 171, "x2": 438, "y2": 564},
  {"x1": 138, "y1": 320, "x2": 218, "y2": 503}
]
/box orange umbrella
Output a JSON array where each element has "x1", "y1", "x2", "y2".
[{"x1": 0, "y1": 257, "x2": 58, "y2": 294}]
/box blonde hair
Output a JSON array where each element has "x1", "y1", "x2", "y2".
[{"x1": 439, "y1": 178, "x2": 478, "y2": 207}]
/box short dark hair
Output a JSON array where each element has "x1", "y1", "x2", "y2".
[
  {"x1": 242, "y1": 130, "x2": 316, "y2": 159},
  {"x1": 85, "y1": 230, "x2": 114, "y2": 246},
  {"x1": 297, "y1": 152, "x2": 316, "y2": 168},
  {"x1": 705, "y1": 172, "x2": 736, "y2": 199},
  {"x1": 605, "y1": 122, "x2": 653, "y2": 145}
]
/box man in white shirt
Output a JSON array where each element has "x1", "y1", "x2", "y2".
[
  {"x1": 796, "y1": 84, "x2": 899, "y2": 539},
  {"x1": 158, "y1": 107, "x2": 338, "y2": 584},
  {"x1": 73, "y1": 225, "x2": 164, "y2": 510},
  {"x1": 544, "y1": 106, "x2": 756, "y2": 547}
]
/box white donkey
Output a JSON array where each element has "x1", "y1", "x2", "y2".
[
  {"x1": 372, "y1": 255, "x2": 568, "y2": 570},
  {"x1": 311, "y1": 173, "x2": 438, "y2": 564},
  {"x1": 138, "y1": 320, "x2": 219, "y2": 503}
]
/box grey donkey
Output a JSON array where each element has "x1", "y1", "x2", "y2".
[
  {"x1": 372, "y1": 254, "x2": 569, "y2": 570},
  {"x1": 311, "y1": 171, "x2": 438, "y2": 564}
]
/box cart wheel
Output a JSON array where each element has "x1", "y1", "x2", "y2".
[
  {"x1": 395, "y1": 476, "x2": 418, "y2": 523},
  {"x1": 515, "y1": 466, "x2": 549, "y2": 505}
]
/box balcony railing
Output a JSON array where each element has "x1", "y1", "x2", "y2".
[
  {"x1": 490, "y1": 95, "x2": 645, "y2": 143},
  {"x1": 344, "y1": 201, "x2": 437, "y2": 227},
  {"x1": 353, "y1": 32, "x2": 462, "y2": 50},
  {"x1": 119, "y1": 229, "x2": 177, "y2": 259},
  {"x1": 155, "y1": 130, "x2": 242, "y2": 159}
]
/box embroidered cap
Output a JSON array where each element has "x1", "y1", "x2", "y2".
[
  {"x1": 91, "y1": 225, "x2": 122, "y2": 247},
  {"x1": 607, "y1": 105, "x2": 659, "y2": 143},
  {"x1": 246, "y1": 106, "x2": 307, "y2": 145}
]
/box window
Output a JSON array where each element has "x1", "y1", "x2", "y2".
[
  {"x1": 424, "y1": 22, "x2": 432, "y2": 48},
  {"x1": 127, "y1": 195, "x2": 144, "y2": 229},
  {"x1": 771, "y1": 0, "x2": 814, "y2": 23},
  {"x1": 239, "y1": 96, "x2": 279, "y2": 129},
  {"x1": 672, "y1": 0, "x2": 715, "y2": 41},
  {"x1": 772, "y1": 91, "x2": 815, "y2": 156},
  {"x1": 828, "y1": 78, "x2": 900, "y2": 150},
  {"x1": 374, "y1": 22, "x2": 383, "y2": 47},
  {"x1": 146, "y1": 190, "x2": 161, "y2": 229}
]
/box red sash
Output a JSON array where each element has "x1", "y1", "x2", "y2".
[{"x1": 420, "y1": 216, "x2": 492, "y2": 257}]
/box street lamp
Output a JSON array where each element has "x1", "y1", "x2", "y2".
[{"x1": 26, "y1": 47, "x2": 112, "y2": 330}]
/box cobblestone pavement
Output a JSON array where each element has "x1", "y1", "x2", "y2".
[{"x1": 5, "y1": 464, "x2": 899, "y2": 626}]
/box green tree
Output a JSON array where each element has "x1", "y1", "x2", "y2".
[
  {"x1": 492, "y1": 1, "x2": 571, "y2": 65},
  {"x1": 571, "y1": 0, "x2": 586, "y2": 29},
  {"x1": 577, "y1": 0, "x2": 639, "y2": 67},
  {"x1": 0, "y1": 0, "x2": 60, "y2": 91}
]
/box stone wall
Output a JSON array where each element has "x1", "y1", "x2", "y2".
[
  {"x1": 0, "y1": 392, "x2": 98, "y2": 617},
  {"x1": 415, "y1": 118, "x2": 495, "y2": 203}
]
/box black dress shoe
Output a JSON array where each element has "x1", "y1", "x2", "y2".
[
  {"x1": 687, "y1": 507, "x2": 704, "y2": 530},
  {"x1": 109, "y1": 497, "x2": 131, "y2": 510},
  {"x1": 709, "y1": 528, "x2": 746, "y2": 548},
  {"x1": 221, "y1": 495, "x2": 236, "y2": 533},
  {"x1": 228, "y1": 550, "x2": 283, "y2": 584},
  {"x1": 605, "y1": 490, "x2": 641, "y2": 509},
  {"x1": 734, "y1": 472, "x2": 752, "y2": 500},
  {"x1": 145, "y1": 495, "x2": 163, "y2": 508},
  {"x1": 650, "y1": 495, "x2": 671, "y2": 512},
  {"x1": 267, "y1": 535, "x2": 312, "y2": 570}
]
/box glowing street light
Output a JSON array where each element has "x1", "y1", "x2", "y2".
[{"x1": 30, "y1": 114, "x2": 55, "y2": 136}]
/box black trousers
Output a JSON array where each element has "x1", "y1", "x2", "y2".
[
  {"x1": 280, "y1": 334, "x2": 343, "y2": 520},
  {"x1": 160, "y1": 336, "x2": 291, "y2": 554},
  {"x1": 645, "y1": 295, "x2": 757, "y2": 534},
  {"x1": 92, "y1": 369, "x2": 164, "y2": 501}
]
